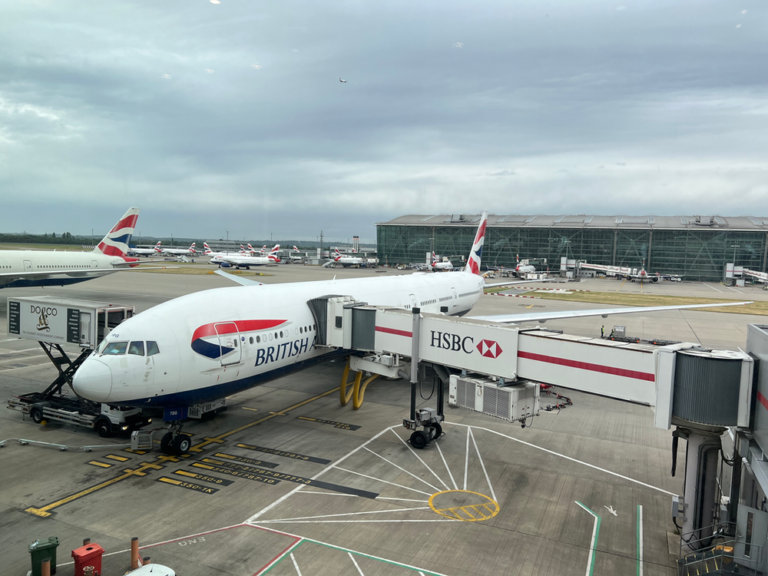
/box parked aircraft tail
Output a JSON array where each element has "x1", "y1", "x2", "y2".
[
  {"x1": 93, "y1": 207, "x2": 140, "y2": 258},
  {"x1": 464, "y1": 210, "x2": 487, "y2": 275}
]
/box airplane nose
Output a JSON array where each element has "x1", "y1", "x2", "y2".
[{"x1": 73, "y1": 358, "x2": 113, "y2": 402}]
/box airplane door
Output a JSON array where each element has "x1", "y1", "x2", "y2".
[
  {"x1": 215, "y1": 322, "x2": 241, "y2": 366},
  {"x1": 23, "y1": 260, "x2": 32, "y2": 272},
  {"x1": 451, "y1": 288, "x2": 458, "y2": 310},
  {"x1": 91, "y1": 260, "x2": 98, "y2": 269}
]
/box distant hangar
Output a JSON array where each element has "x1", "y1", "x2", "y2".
[{"x1": 376, "y1": 214, "x2": 768, "y2": 281}]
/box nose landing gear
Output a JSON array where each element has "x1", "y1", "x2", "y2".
[{"x1": 160, "y1": 421, "x2": 192, "y2": 455}]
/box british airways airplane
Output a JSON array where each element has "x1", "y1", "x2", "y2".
[
  {"x1": 0, "y1": 208, "x2": 141, "y2": 289},
  {"x1": 72, "y1": 212, "x2": 749, "y2": 454}
]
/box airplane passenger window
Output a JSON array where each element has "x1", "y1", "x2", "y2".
[
  {"x1": 280, "y1": 331, "x2": 283, "y2": 338},
  {"x1": 147, "y1": 341, "x2": 160, "y2": 356},
  {"x1": 103, "y1": 342, "x2": 128, "y2": 355},
  {"x1": 256, "y1": 335, "x2": 261, "y2": 343},
  {"x1": 249, "y1": 337, "x2": 254, "y2": 344},
  {"x1": 300, "y1": 327, "x2": 303, "y2": 334},
  {"x1": 128, "y1": 341, "x2": 145, "y2": 356}
]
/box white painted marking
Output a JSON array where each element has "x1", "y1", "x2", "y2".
[
  {"x1": 258, "y1": 519, "x2": 454, "y2": 524},
  {"x1": 576, "y1": 502, "x2": 600, "y2": 576},
  {"x1": 333, "y1": 467, "x2": 432, "y2": 496},
  {"x1": 704, "y1": 284, "x2": 723, "y2": 293},
  {"x1": 604, "y1": 505, "x2": 617, "y2": 516},
  {"x1": 469, "y1": 427, "x2": 496, "y2": 502},
  {"x1": 0, "y1": 354, "x2": 48, "y2": 365},
  {"x1": 419, "y1": 573, "x2": 426, "y2": 576},
  {"x1": 260, "y1": 507, "x2": 431, "y2": 524},
  {"x1": 390, "y1": 429, "x2": 450, "y2": 491},
  {"x1": 435, "y1": 441, "x2": 458, "y2": 490},
  {"x1": 0, "y1": 338, "x2": 19, "y2": 342},
  {"x1": 0, "y1": 347, "x2": 40, "y2": 354},
  {"x1": 349, "y1": 553, "x2": 365, "y2": 576},
  {"x1": 725, "y1": 285, "x2": 744, "y2": 294},
  {"x1": 463, "y1": 425, "x2": 470, "y2": 491},
  {"x1": 0, "y1": 361, "x2": 56, "y2": 373},
  {"x1": 376, "y1": 497, "x2": 429, "y2": 503},
  {"x1": 638, "y1": 505, "x2": 644, "y2": 576},
  {"x1": 464, "y1": 424, "x2": 676, "y2": 495},
  {"x1": 364, "y1": 446, "x2": 439, "y2": 492},
  {"x1": 290, "y1": 552, "x2": 303, "y2": 576},
  {"x1": 247, "y1": 426, "x2": 393, "y2": 522}
]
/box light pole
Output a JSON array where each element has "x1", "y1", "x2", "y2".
[{"x1": 730, "y1": 244, "x2": 740, "y2": 265}]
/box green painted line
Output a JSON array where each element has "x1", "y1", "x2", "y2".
[
  {"x1": 575, "y1": 501, "x2": 601, "y2": 576},
  {"x1": 311, "y1": 540, "x2": 446, "y2": 575},
  {"x1": 637, "y1": 505, "x2": 643, "y2": 576},
  {"x1": 259, "y1": 538, "x2": 305, "y2": 575}
]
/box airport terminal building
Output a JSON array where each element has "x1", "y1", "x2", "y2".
[{"x1": 376, "y1": 214, "x2": 768, "y2": 281}]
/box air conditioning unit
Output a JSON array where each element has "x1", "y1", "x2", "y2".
[{"x1": 448, "y1": 375, "x2": 539, "y2": 422}]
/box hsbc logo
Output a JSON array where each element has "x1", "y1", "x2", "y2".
[
  {"x1": 477, "y1": 339, "x2": 503, "y2": 358},
  {"x1": 430, "y1": 331, "x2": 503, "y2": 360}
]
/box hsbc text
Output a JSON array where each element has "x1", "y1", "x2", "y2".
[{"x1": 430, "y1": 331, "x2": 473, "y2": 354}]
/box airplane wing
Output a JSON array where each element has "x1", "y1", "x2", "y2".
[
  {"x1": 215, "y1": 269, "x2": 262, "y2": 286},
  {"x1": 484, "y1": 279, "x2": 553, "y2": 288},
  {"x1": 470, "y1": 301, "x2": 752, "y2": 324}
]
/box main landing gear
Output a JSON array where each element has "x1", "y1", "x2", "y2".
[{"x1": 160, "y1": 421, "x2": 193, "y2": 455}]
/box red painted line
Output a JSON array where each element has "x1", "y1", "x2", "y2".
[
  {"x1": 375, "y1": 326, "x2": 412, "y2": 338},
  {"x1": 253, "y1": 534, "x2": 303, "y2": 575},
  {"x1": 518, "y1": 350, "x2": 655, "y2": 382},
  {"x1": 758, "y1": 391, "x2": 768, "y2": 412}
]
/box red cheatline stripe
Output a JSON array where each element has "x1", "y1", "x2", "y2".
[
  {"x1": 758, "y1": 391, "x2": 768, "y2": 412},
  {"x1": 375, "y1": 326, "x2": 412, "y2": 338},
  {"x1": 518, "y1": 350, "x2": 655, "y2": 382},
  {"x1": 109, "y1": 214, "x2": 139, "y2": 232},
  {"x1": 192, "y1": 319, "x2": 286, "y2": 341}
]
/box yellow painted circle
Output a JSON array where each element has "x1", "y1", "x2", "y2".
[{"x1": 428, "y1": 490, "x2": 499, "y2": 522}]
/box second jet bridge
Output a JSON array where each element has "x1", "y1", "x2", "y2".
[{"x1": 317, "y1": 295, "x2": 694, "y2": 406}]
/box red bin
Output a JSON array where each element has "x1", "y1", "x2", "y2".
[{"x1": 71, "y1": 543, "x2": 104, "y2": 576}]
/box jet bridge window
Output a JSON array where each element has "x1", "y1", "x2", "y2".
[
  {"x1": 128, "y1": 341, "x2": 145, "y2": 356},
  {"x1": 147, "y1": 341, "x2": 160, "y2": 356},
  {"x1": 102, "y1": 342, "x2": 128, "y2": 355}
]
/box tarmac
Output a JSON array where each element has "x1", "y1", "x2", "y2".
[{"x1": 0, "y1": 264, "x2": 761, "y2": 575}]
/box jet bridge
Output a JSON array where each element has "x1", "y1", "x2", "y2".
[{"x1": 312, "y1": 296, "x2": 763, "y2": 572}]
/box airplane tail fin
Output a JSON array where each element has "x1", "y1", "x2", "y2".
[
  {"x1": 464, "y1": 211, "x2": 487, "y2": 275},
  {"x1": 93, "y1": 207, "x2": 140, "y2": 258},
  {"x1": 203, "y1": 242, "x2": 212, "y2": 255},
  {"x1": 155, "y1": 241, "x2": 162, "y2": 253}
]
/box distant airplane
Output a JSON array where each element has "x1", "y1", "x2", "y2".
[
  {"x1": 162, "y1": 243, "x2": 197, "y2": 256},
  {"x1": 339, "y1": 78, "x2": 347, "y2": 83},
  {"x1": 0, "y1": 207, "x2": 143, "y2": 289},
  {"x1": 331, "y1": 248, "x2": 365, "y2": 267},
  {"x1": 514, "y1": 254, "x2": 536, "y2": 277},
  {"x1": 130, "y1": 242, "x2": 162, "y2": 257},
  {"x1": 293, "y1": 246, "x2": 300, "y2": 253},
  {"x1": 580, "y1": 259, "x2": 681, "y2": 284},
  {"x1": 431, "y1": 252, "x2": 454, "y2": 272},
  {"x1": 219, "y1": 245, "x2": 281, "y2": 268}
]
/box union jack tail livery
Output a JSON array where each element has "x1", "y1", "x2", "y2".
[
  {"x1": 351, "y1": 248, "x2": 357, "y2": 253},
  {"x1": 432, "y1": 252, "x2": 438, "y2": 266},
  {"x1": 464, "y1": 210, "x2": 487, "y2": 275},
  {"x1": 94, "y1": 207, "x2": 140, "y2": 259},
  {"x1": 203, "y1": 242, "x2": 212, "y2": 255},
  {"x1": 268, "y1": 244, "x2": 281, "y2": 262},
  {"x1": 293, "y1": 246, "x2": 300, "y2": 253},
  {"x1": 189, "y1": 243, "x2": 197, "y2": 254},
  {"x1": 154, "y1": 241, "x2": 162, "y2": 253},
  {"x1": 260, "y1": 245, "x2": 267, "y2": 254}
]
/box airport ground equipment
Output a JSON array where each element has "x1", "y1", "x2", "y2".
[
  {"x1": 5, "y1": 297, "x2": 147, "y2": 436},
  {"x1": 0, "y1": 429, "x2": 156, "y2": 453}
]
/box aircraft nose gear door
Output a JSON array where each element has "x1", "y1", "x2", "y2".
[{"x1": 215, "y1": 322, "x2": 241, "y2": 365}]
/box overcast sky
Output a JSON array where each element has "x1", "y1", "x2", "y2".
[{"x1": 0, "y1": 0, "x2": 765, "y2": 242}]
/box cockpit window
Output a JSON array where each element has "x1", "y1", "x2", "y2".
[
  {"x1": 147, "y1": 341, "x2": 160, "y2": 356},
  {"x1": 102, "y1": 342, "x2": 128, "y2": 355},
  {"x1": 128, "y1": 341, "x2": 145, "y2": 356}
]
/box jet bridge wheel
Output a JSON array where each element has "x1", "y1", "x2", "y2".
[{"x1": 410, "y1": 430, "x2": 429, "y2": 449}]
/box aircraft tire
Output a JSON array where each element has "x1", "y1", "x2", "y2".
[
  {"x1": 160, "y1": 432, "x2": 174, "y2": 454},
  {"x1": 410, "y1": 430, "x2": 429, "y2": 450},
  {"x1": 173, "y1": 434, "x2": 192, "y2": 455}
]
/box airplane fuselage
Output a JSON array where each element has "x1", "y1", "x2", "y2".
[
  {"x1": 0, "y1": 250, "x2": 132, "y2": 288},
  {"x1": 73, "y1": 271, "x2": 485, "y2": 408}
]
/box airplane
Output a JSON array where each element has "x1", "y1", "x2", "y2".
[
  {"x1": 579, "y1": 259, "x2": 680, "y2": 284},
  {"x1": 514, "y1": 254, "x2": 536, "y2": 276},
  {"x1": 329, "y1": 248, "x2": 365, "y2": 268},
  {"x1": 431, "y1": 252, "x2": 454, "y2": 272},
  {"x1": 218, "y1": 245, "x2": 280, "y2": 268},
  {"x1": 129, "y1": 242, "x2": 162, "y2": 257},
  {"x1": 339, "y1": 78, "x2": 347, "y2": 83},
  {"x1": 162, "y1": 243, "x2": 197, "y2": 256},
  {"x1": 0, "y1": 207, "x2": 142, "y2": 289},
  {"x1": 203, "y1": 243, "x2": 246, "y2": 263},
  {"x1": 293, "y1": 246, "x2": 300, "y2": 253},
  {"x1": 72, "y1": 210, "x2": 751, "y2": 454}
]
